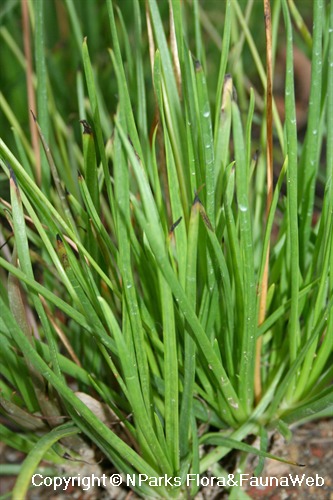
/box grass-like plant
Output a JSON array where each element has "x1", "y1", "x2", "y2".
[{"x1": 0, "y1": 0, "x2": 332, "y2": 498}]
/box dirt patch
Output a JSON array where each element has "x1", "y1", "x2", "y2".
[{"x1": 243, "y1": 419, "x2": 333, "y2": 500}]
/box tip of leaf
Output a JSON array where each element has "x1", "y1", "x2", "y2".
[
  {"x1": 193, "y1": 193, "x2": 202, "y2": 206},
  {"x1": 56, "y1": 234, "x2": 63, "y2": 243},
  {"x1": 193, "y1": 184, "x2": 205, "y2": 205},
  {"x1": 80, "y1": 119, "x2": 93, "y2": 135},
  {"x1": 169, "y1": 216, "x2": 182, "y2": 234},
  {"x1": 9, "y1": 167, "x2": 18, "y2": 187},
  {"x1": 253, "y1": 149, "x2": 260, "y2": 163},
  {"x1": 128, "y1": 135, "x2": 140, "y2": 161},
  {"x1": 30, "y1": 109, "x2": 37, "y2": 122},
  {"x1": 195, "y1": 59, "x2": 201, "y2": 71}
]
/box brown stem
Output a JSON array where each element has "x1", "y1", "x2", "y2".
[
  {"x1": 22, "y1": 0, "x2": 41, "y2": 185},
  {"x1": 255, "y1": 0, "x2": 274, "y2": 403}
]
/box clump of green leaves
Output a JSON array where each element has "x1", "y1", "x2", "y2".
[{"x1": 0, "y1": 0, "x2": 332, "y2": 498}]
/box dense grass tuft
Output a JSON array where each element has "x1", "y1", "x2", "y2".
[{"x1": 0, "y1": 0, "x2": 332, "y2": 498}]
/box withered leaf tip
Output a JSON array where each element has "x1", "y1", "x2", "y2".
[
  {"x1": 9, "y1": 167, "x2": 18, "y2": 186},
  {"x1": 80, "y1": 119, "x2": 92, "y2": 135},
  {"x1": 169, "y1": 216, "x2": 182, "y2": 233},
  {"x1": 193, "y1": 193, "x2": 201, "y2": 206},
  {"x1": 195, "y1": 59, "x2": 201, "y2": 71}
]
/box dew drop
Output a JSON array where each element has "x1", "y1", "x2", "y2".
[{"x1": 239, "y1": 204, "x2": 248, "y2": 212}]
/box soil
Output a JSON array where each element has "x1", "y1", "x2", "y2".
[{"x1": 242, "y1": 418, "x2": 333, "y2": 500}]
